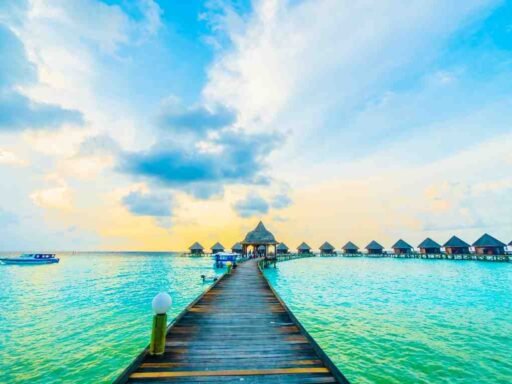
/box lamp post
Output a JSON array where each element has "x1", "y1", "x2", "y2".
[{"x1": 149, "y1": 292, "x2": 172, "y2": 356}]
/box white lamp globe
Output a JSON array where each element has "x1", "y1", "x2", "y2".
[{"x1": 152, "y1": 292, "x2": 172, "y2": 314}]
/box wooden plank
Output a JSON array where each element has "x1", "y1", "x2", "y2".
[
  {"x1": 130, "y1": 376, "x2": 337, "y2": 384},
  {"x1": 140, "y1": 360, "x2": 323, "y2": 368},
  {"x1": 130, "y1": 367, "x2": 330, "y2": 378}
]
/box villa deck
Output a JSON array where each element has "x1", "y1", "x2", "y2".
[{"x1": 115, "y1": 259, "x2": 348, "y2": 383}]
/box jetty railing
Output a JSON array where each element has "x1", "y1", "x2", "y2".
[
  {"x1": 259, "y1": 252, "x2": 316, "y2": 268},
  {"x1": 317, "y1": 252, "x2": 510, "y2": 262},
  {"x1": 185, "y1": 250, "x2": 510, "y2": 262}
]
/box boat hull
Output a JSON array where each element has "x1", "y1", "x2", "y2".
[{"x1": 0, "y1": 258, "x2": 59, "y2": 265}]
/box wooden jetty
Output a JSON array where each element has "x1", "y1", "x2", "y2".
[{"x1": 115, "y1": 259, "x2": 348, "y2": 384}]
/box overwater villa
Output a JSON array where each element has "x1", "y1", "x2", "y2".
[
  {"x1": 241, "y1": 221, "x2": 278, "y2": 257},
  {"x1": 231, "y1": 242, "x2": 243, "y2": 254},
  {"x1": 366, "y1": 240, "x2": 384, "y2": 254},
  {"x1": 472, "y1": 233, "x2": 507, "y2": 255},
  {"x1": 319, "y1": 241, "x2": 336, "y2": 255},
  {"x1": 190, "y1": 222, "x2": 510, "y2": 262},
  {"x1": 297, "y1": 242, "x2": 312, "y2": 254},
  {"x1": 444, "y1": 236, "x2": 471, "y2": 255},
  {"x1": 276, "y1": 243, "x2": 289, "y2": 254},
  {"x1": 342, "y1": 241, "x2": 359, "y2": 254},
  {"x1": 418, "y1": 238, "x2": 442, "y2": 254},
  {"x1": 211, "y1": 242, "x2": 225, "y2": 254},
  {"x1": 392, "y1": 239, "x2": 413, "y2": 254},
  {"x1": 189, "y1": 242, "x2": 204, "y2": 255}
]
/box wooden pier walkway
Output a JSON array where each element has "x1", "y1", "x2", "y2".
[{"x1": 116, "y1": 259, "x2": 348, "y2": 383}]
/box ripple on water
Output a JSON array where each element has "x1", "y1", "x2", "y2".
[
  {"x1": 0, "y1": 253, "x2": 222, "y2": 383},
  {"x1": 264, "y1": 257, "x2": 512, "y2": 384}
]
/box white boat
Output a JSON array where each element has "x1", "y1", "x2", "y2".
[{"x1": 0, "y1": 253, "x2": 59, "y2": 265}]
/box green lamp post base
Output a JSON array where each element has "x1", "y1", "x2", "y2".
[{"x1": 149, "y1": 313, "x2": 167, "y2": 356}]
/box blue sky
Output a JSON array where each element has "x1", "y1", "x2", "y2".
[{"x1": 0, "y1": 0, "x2": 511, "y2": 251}]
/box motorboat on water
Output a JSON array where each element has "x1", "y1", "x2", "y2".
[
  {"x1": 0, "y1": 253, "x2": 59, "y2": 265},
  {"x1": 212, "y1": 251, "x2": 238, "y2": 268}
]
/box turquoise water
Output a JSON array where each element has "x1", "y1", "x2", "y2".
[
  {"x1": 264, "y1": 257, "x2": 512, "y2": 384},
  {"x1": 0, "y1": 253, "x2": 222, "y2": 383}
]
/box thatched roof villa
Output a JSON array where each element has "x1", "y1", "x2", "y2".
[
  {"x1": 342, "y1": 241, "x2": 359, "y2": 254},
  {"x1": 472, "y1": 233, "x2": 507, "y2": 255},
  {"x1": 392, "y1": 239, "x2": 413, "y2": 254},
  {"x1": 297, "y1": 242, "x2": 312, "y2": 254},
  {"x1": 211, "y1": 242, "x2": 225, "y2": 254},
  {"x1": 366, "y1": 240, "x2": 384, "y2": 254},
  {"x1": 231, "y1": 242, "x2": 243, "y2": 254},
  {"x1": 443, "y1": 236, "x2": 470, "y2": 255},
  {"x1": 189, "y1": 242, "x2": 204, "y2": 255},
  {"x1": 319, "y1": 241, "x2": 336, "y2": 254},
  {"x1": 276, "y1": 243, "x2": 289, "y2": 254},
  {"x1": 418, "y1": 238, "x2": 441, "y2": 254},
  {"x1": 241, "y1": 221, "x2": 278, "y2": 256}
]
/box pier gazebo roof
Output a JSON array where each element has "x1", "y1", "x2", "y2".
[
  {"x1": 189, "y1": 242, "x2": 204, "y2": 251},
  {"x1": 392, "y1": 239, "x2": 413, "y2": 250},
  {"x1": 319, "y1": 241, "x2": 335, "y2": 251},
  {"x1": 342, "y1": 241, "x2": 359, "y2": 251},
  {"x1": 418, "y1": 238, "x2": 441, "y2": 249},
  {"x1": 297, "y1": 242, "x2": 311, "y2": 251},
  {"x1": 211, "y1": 242, "x2": 225, "y2": 252},
  {"x1": 365, "y1": 240, "x2": 384, "y2": 250},
  {"x1": 277, "y1": 243, "x2": 289, "y2": 251},
  {"x1": 242, "y1": 221, "x2": 278, "y2": 245},
  {"x1": 443, "y1": 236, "x2": 470, "y2": 248}
]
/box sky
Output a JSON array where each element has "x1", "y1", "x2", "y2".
[{"x1": 0, "y1": 0, "x2": 511, "y2": 252}]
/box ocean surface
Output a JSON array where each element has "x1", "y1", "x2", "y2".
[
  {"x1": 0, "y1": 252, "x2": 222, "y2": 383},
  {"x1": 264, "y1": 257, "x2": 512, "y2": 384}
]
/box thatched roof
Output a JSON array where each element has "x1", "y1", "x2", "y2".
[
  {"x1": 443, "y1": 236, "x2": 470, "y2": 248},
  {"x1": 342, "y1": 241, "x2": 359, "y2": 251},
  {"x1": 242, "y1": 221, "x2": 277, "y2": 244},
  {"x1": 211, "y1": 242, "x2": 225, "y2": 251},
  {"x1": 231, "y1": 242, "x2": 243, "y2": 251},
  {"x1": 418, "y1": 238, "x2": 441, "y2": 249},
  {"x1": 297, "y1": 242, "x2": 311, "y2": 251},
  {"x1": 392, "y1": 239, "x2": 413, "y2": 249},
  {"x1": 365, "y1": 240, "x2": 384, "y2": 250},
  {"x1": 319, "y1": 241, "x2": 335, "y2": 251},
  {"x1": 509, "y1": 240, "x2": 512, "y2": 246},
  {"x1": 472, "y1": 233, "x2": 506, "y2": 247},
  {"x1": 276, "y1": 243, "x2": 289, "y2": 251},
  {"x1": 189, "y1": 242, "x2": 204, "y2": 251}
]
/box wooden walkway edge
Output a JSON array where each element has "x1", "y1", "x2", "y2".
[{"x1": 114, "y1": 259, "x2": 349, "y2": 383}]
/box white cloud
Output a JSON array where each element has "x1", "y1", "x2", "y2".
[
  {"x1": 205, "y1": 0, "x2": 495, "y2": 136},
  {"x1": 27, "y1": 0, "x2": 162, "y2": 53},
  {"x1": 30, "y1": 175, "x2": 73, "y2": 211},
  {"x1": 199, "y1": 0, "x2": 512, "y2": 240},
  {"x1": 0, "y1": 149, "x2": 28, "y2": 166},
  {"x1": 11, "y1": 0, "x2": 163, "y2": 153},
  {"x1": 202, "y1": 1, "x2": 505, "y2": 189}
]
